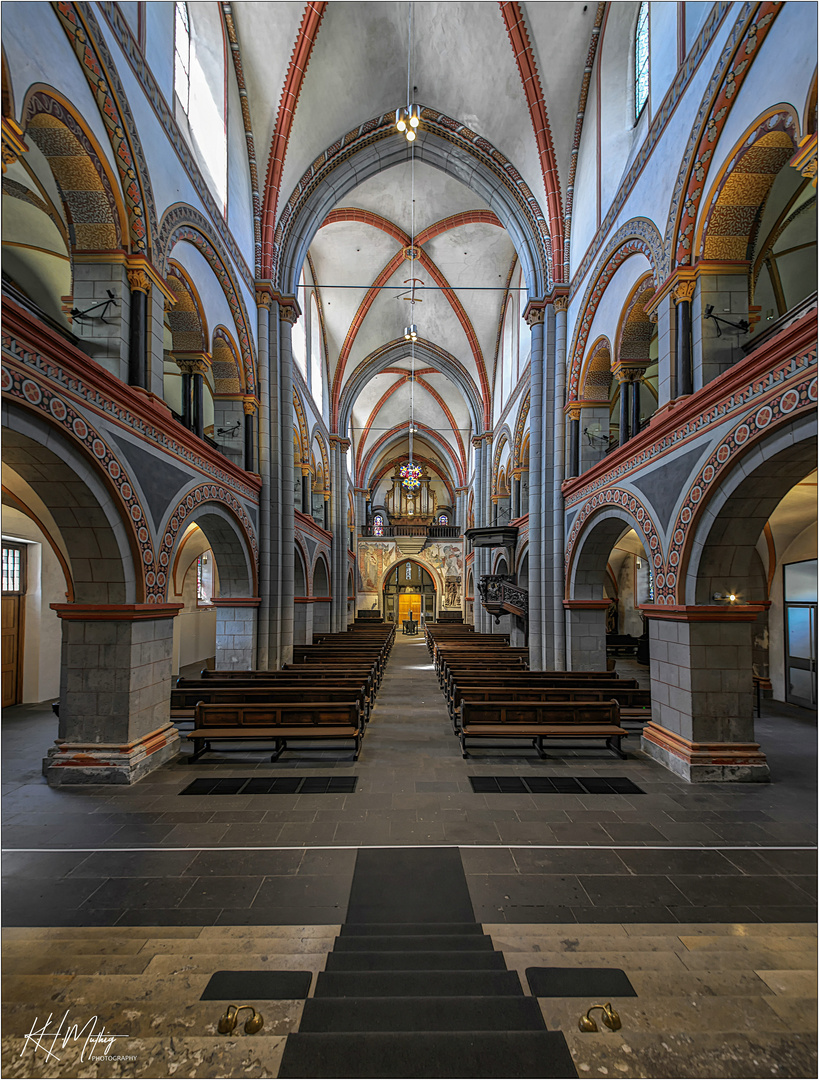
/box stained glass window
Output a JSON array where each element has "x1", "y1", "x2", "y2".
[
  {"x1": 372, "y1": 514, "x2": 384, "y2": 537},
  {"x1": 438, "y1": 514, "x2": 448, "y2": 525},
  {"x1": 400, "y1": 461, "x2": 422, "y2": 490},
  {"x1": 635, "y1": 2, "x2": 649, "y2": 120}
]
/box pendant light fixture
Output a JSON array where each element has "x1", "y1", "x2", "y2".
[
  {"x1": 395, "y1": 3, "x2": 420, "y2": 143},
  {"x1": 399, "y1": 1, "x2": 421, "y2": 495}
]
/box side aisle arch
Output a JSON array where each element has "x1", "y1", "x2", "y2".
[
  {"x1": 157, "y1": 206, "x2": 257, "y2": 396},
  {"x1": 52, "y1": 1, "x2": 157, "y2": 255},
  {"x1": 20, "y1": 88, "x2": 126, "y2": 253},
  {"x1": 567, "y1": 218, "x2": 663, "y2": 402}
]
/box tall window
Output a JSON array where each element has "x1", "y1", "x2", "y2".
[
  {"x1": 634, "y1": 2, "x2": 649, "y2": 120},
  {"x1": 372, "y1": 514, "x2": 384, "y2": 537},
  {"x1": 174, "y1": 1, "x2": 191, "y2": 115}
]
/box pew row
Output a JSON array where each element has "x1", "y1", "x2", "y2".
[
  {"x1": 459, "y1": 700, "x2": 628, "y2": 759},
  {"x1": 187, "y1": 702, "x2": 364, "y2": 762}
]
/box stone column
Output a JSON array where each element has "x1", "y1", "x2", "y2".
[
  {"x1": 510, "y1": 473, "x2": 521, "y2": 520},
  {"x1": 178, "y1": 362, "x2": 193, "y2": 429},
  {"x1": 45, "y1": 603, "x2": 183, "y2": 786},
  {"x1": 641, "y1": 605, "x2": 769, "y2": 782},
  {"x1": 126, "y1": 266, "x2": 149, "y2": 390},
  {"x1": 191, "y1": 359, "x2": 207, "y2": 439},
  {"x1": 673, "y1": 280, "x2": 695, "y2": 398},
  {"x1": 212, "y1": 597, "x2": 259, "y2": 669},
  {"x1": 564, "y1": 599, "x2": 610, "y2": 671},
  {"x1": 567, "y1": 406, "x2": 580, "y2": 478},
  {"x1": 243, "y1": 398, "x2": 257, "y2": 473},
  {"x1": 617, "y1": 370, "x2": 630, "y2": 444},
  {"x1": 552, "y1": 295, "x2": 568, "y2": 670},
  {"x1": 69, "y1": 258, "x2": 130, "y2": 382},
  {"x1": 255, "y1": 289, "x2": 273, "y2": 668},
  {"x1": 692, "y1": 269, "x2": 751, "y2": 389},
  {"x1": 329, "y1": 434, "x2": 351, "y2": 633},
  {"x1": 278, "y1": 299, "x2": 300, "y2": 664},
  {"x1": 302, "y1": 467, "x2": 312, "y2": 515},
  {"x1": 525, "y1": 304, "x2": 545, "y2": 669}
]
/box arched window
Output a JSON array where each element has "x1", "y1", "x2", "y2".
[
  {"x1": 310, "y1": 296, "x2": 323, "y2": 414},
  {"x1": 634, "y1": 2, "x2": 649, "y2": 120},
  {"x1": 174, "y1": 1, "x2": 191, "y2": 115},
  {"x1": 372, "y1": 513, "x2": 384, "y2": 537},
  {"x1": 438, "y1": 513, "x2": 448, "y2": 525}
]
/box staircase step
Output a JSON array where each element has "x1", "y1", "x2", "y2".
[
  {"x1": 314, "y1": 970, "x2": 524, "y2": 998},
  {"x1": 340, "y1": 923, "x2": 484, "y2": 936},
  {"x1": 279, "y1": 1030, "x2": 577, "y2": 1078},
  {"x1": 333, "y1": 934, "x2": 493, "y2": 953},
  {"x1": 325, "y1": 950, "x2": 506, "y2": 972},
  {"x1": 297, "y1": 995, "x2": 546, "y2": 1033}
]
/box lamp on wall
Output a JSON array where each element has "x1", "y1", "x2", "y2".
[{"x1": 713, "y1": 591, "x2": 738, "y2": 603}]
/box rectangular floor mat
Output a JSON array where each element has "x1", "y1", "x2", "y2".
[
  {"x1": 200, "y1": 970, "x2": 313, "y2": 1000},
  {"x1": 469, "y1": 776, "x2": 644, "y2": 795},
  {"x1": 526, "y1": 967, "x2": 637, "y2": 997},
  {"x1": 179, "y1": 776, "x2": 357, "y2": 796}
]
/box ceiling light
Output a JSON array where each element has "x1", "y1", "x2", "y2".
[
  {"x1": 409, "y1": 104, "x2": 420, "y2": 128},
  {"x1": 395, "y1": 107, "x2": 407, "y2": 133},
  {"x1": 404, "y1": 324, "x2": 417, "y2": 341},
  {"x1": 406, "y1": 128, "x2": 416, "y2": 142}
]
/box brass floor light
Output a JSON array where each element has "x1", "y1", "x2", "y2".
[
  {"x1": 578, "y1": 1002, "x2": 622, "y2": 1032},
  {"x1": 217, "y1": 1004, "x2": 265, "y2": 1034}
]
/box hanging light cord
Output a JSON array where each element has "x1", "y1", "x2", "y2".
[{"x1": 408, "y1": 0, "x2": 415, "y2": 467}]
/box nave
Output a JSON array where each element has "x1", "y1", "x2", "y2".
[{"x1": 2, "y1": 633, "x2": 816, "y2": 1078}]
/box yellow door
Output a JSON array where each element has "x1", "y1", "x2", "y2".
[{"x1": 398, "y1": 594, "x2": 421, "y2": 623}]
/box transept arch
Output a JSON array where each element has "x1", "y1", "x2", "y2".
[
  {"x1": 166, "y1": 502, "x2": 256, "y2": 599},
  {"x1": 270, "y1": 107, "x2": 554, "y2": 309}
]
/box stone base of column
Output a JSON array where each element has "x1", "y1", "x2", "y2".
[
  {"x1": 641, "y1": 722, "x2": 770, "y2": 783},
  {"x1": 43, "y1": 723, "x2": 181, "y2": 787}
]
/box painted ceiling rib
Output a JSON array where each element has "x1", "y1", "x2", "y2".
[
  {"x1": 499, "y1": 0, "x2": 564, "y2": 281},
  {"x1": 260, "y1": 0, "x2": 327, "y2": 279},
  {"x1": 563, "y1": 2, "x2": 606, "y2": 283}
]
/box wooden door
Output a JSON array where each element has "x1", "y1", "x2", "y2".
[
  {"x1": 398, "y1": 594, "x2": 421, "y2": 623},
  {"x1": 2, "y1": 594, "x2": 21, "y2": 707}
]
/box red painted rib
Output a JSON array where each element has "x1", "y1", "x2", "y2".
[
  {"x1": 499, "y1": 1, "x2": 564, "y2": 280},
  {"x1": 260, "y1": 1, "x2": 327, "y2": 276}
]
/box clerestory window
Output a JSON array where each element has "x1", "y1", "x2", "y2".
[{"x1": 634, "y1": 2, "x2": 649, "y2": 120}]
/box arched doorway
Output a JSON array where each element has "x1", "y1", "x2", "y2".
[{"x1": 383, "y1": 560, "x2": 436, "y2": 624}]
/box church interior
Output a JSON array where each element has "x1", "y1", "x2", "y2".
[{"x1": 1, "y1": 2, "x2": 817, "y2": 1077}]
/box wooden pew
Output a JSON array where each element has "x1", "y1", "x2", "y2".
[
  {"x1": 171, "y1": 680, "x2": 369, "y2": 723},
  {"x1": 448, "y1": 683, "x2": 650, "y2": 730},
  {"x1": 187, "y1": 701, "x2": 364, "y2": 762},
  {"x1": 459, "y1": 699, "x2": 628, "y2": 759}
]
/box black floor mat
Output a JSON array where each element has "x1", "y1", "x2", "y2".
[
  {"x1": 469, "y1": 775, "x2": 644, "y2": 795},
  {"x1": 526, "y1": 967, "x2": 637, "y2": 997},
  {"x1": 297, "y1": 995, "x2": 546, "y2": 1032},
  {"x1": 179, "y1": 776, "x2": 357, "y2": 796},
  {"x1": 200, "y1": 970, "x2": 313, "y2": 1000},
  {"x1": 345, "y1": 848, "x2": 475, "y2": 924},
  {"x1": 278, "y1": 1031, "x2": 578, "y2": 1078}
]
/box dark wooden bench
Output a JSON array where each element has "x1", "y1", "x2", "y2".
[
  {"x1": 459, "y1": 700, "x2": 628, "y2": 759},
  {"x1": 606, "y1": 634, "x2": 639, "y2": 655},
  {"x1": 171, "y1": 680, "x2": 369, "y2": 722},
  {"x1": 449, "y1": 683, "x2": 650, "y2": 730},
  {"x1": 187, "y1": 701, "x2": 364, "y2": 762},
  {"x1": 444, "y1": 669, "x2": 631, "y2": 706}
]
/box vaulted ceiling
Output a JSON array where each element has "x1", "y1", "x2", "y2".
[{"x1": 237, "y1": 2, "x2": 601, "y2": 490}]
